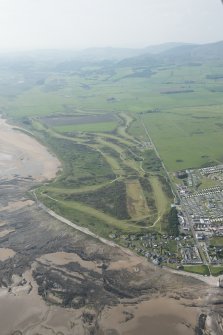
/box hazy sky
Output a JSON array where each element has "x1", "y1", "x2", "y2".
[{"x1": 0, "y1": 0, "x2": 222, "y2": 50}]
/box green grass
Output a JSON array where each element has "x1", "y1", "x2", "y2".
[
  {"x1": 150, "y1": 176, "x2": 171, "y2": 230},
  {"x1": 209, "y1": 237, "x2": 223, "y2": 247},
  {"x1": 210, "y1": 266, "x2": 223, "y2": 277},
  {"x1": 165, "y1": 240, "x2": 178, "y2": 253},
  {"x1": 129, "y1": 105, "x2": 223, "y2": 171},
  {"x1": 198, "y1": 177, "x2": 219, "y2": 190},
  {"x1": 41, "y1": 181, "x2": 110, "y2": 195},
  {"x1": 183, "y1": 265, "x2": 210, "y2": 276},
  {"x1": 5, "y1": 61, "x2": 223, "y2": 175},
  {"x1": 165, "y1": 263, "x2": 178, "y2": 270}
]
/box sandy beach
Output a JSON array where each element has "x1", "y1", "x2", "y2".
[{"x1": 0, "y1": 118, "x2": 60, "y2": 181}]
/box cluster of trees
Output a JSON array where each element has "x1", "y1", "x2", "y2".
[
  {"x1": 167, "y1": 207, "x2": 180, "y2": 237},
  {"x1": 143, "y1": 150, "x2": 162, "y2": 172},
  {"x1": 158, "y1": 175, "x2": 173, "y2": 198},
  {"x1": 139, "y1": 177, "x2": 156, "y2": 213},
  {"x1": 46, "y1": 138, "x2": 115, "y2": 187}
]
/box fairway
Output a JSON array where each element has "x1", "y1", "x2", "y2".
[
  {"x1": 126, "y1": 179, "x2": 149, "y2": 220},
  {"x1": 150, "y1": 176, "x2": 171, "y2": 228}
]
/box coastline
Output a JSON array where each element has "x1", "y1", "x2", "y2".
[{"x1": 0, "y1": 117, "x2": 221, "y2": 334}]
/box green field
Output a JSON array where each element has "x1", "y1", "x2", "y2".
[
  {"x1": 209, "y1": 237, "x2": 223, "y2": 247},
  {"x1": 1, "y1": 51, "x2": 223, "y2": 273},
  {"x1": 4, "y1": 60, "x2": 223, "y2": 176},
  {"x1": 129, "y1": 104, "x2": 223, "y2": 171},
  {"x1": 210, "y1": 266, "x2": 223, "y2": 277},
  {"x1": 183, "y1": 265, "x2": 210, "y2": 276}
]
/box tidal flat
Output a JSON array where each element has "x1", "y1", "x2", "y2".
[{"x1": 0, "y1": 119, "x2": 222, "y2": 335}]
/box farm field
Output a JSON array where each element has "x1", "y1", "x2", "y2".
[
  {"x1": 4, "y1": 61, "x2": 223, "y2": 121},
  {"x1": 1, "y1": 51, "x2": 223, "y2": 251},
  {"x1": 130, "y1": 105, "x2": 223, "y2": 171}
]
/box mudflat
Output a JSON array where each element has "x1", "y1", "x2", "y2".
[{"x1": 0, "y1": 119, "x2": 222, "y2": 335}]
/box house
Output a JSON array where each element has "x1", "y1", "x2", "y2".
[{"x1": 195, "y1": 233, "x2": 205, "y2": 241}]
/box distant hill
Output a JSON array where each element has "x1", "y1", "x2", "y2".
[
  {"x1": 68, "y1": 43, "x2": 190, "y2": 62},
  {"x1": 71, "y1": 47, "x2": 143, "y2": 61},
  {"x1": 1, "y1": 41, "x2": 222, "y2": 73},
  {"x1": 143, "y1": 42, "x2": 189, "y2": 54},
  {"x1": 190, "y1": 40, "x2": 223, "y2": 60},
  {"x1": 73, "y1": 44, "x2": 189, "y2": 61},
  {"x1": 118, "y1": 41, "x2": 223, "y2": 68},
  {"x1": 157, "y1": 40, "x2": 223, "y2": 63}
]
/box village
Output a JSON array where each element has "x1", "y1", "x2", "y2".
[
  {"x1": 176, "y1": 164, "x2": 223, "y2": 267},
  {"x1": 109, "y1": 165, "x2": 223, "y2": 272}
]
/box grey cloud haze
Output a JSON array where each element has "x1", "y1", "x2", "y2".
[{"x1": 0, "y1": 0, "x2": 222, "y2": 50}]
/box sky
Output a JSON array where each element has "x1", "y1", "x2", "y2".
[{"x1": 0, "y1": 0, "x2": 222, "y2": 50}]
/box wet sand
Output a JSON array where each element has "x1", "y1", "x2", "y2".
[
  {"x1": 122, "y1": 298, "x2": 197, "y2": 335},
  {"x1": 0, "y1": 248, "x2": 15, "y2": 261},
  {"x1": 0, "y1": 200, "x2": 34, "y2": 212},
  {"x1": 38, "y1": 252, "x2": 101, "y2": 273},
  {"x1": 0, "y1": 118, "x2": 221, "y2": 334},
  {"x1": 0, "y1": 118, "x2": 60, "y2": 181},
  {"x1": 98, "y1": 297, "x2": 199, "y2": 335}
]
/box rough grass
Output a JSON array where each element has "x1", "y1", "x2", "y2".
[
  {"x1": 39, "y1": 192, "x2": 138, "y2": 232},
  {"x1": 53, "y1": 121, "x2": 117, "y2": 133},
  {"x1": 45, "y1": 137, "x2": 116, "y2": 188},
  {"x1": 62, "y1": 181, "x2": 130, "y2": 220}
]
